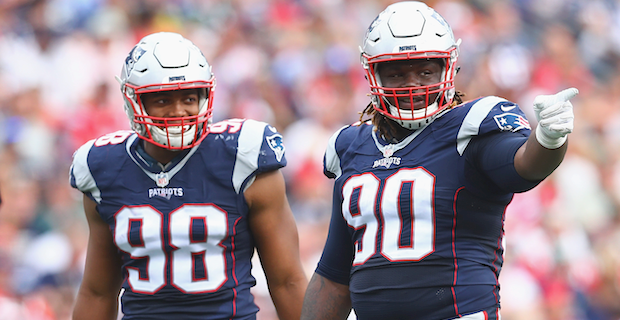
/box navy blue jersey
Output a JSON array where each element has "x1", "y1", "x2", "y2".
[
  {"x1": 317, "y1": 97, "x2": 540, "y2": 319},
  {"x1": 70, "y1": 119, "x2": 287, "y2": 320}
]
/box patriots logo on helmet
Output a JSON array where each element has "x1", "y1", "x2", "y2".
[
  {"x1": 431, "y1": 11, "x2": 450, "y2": 29},
  {"x1": 169, "y1": 76, "x2": 186, "y2": 82},
  {"x1": 124, "y1": 45, "x2": 146, "y2": 75},
  {"x1": 493, "y1": 113, "x2": 531, "y2": 132},
  {"x1": 367, "y1": 14, "x2": 382, "y2": 34},
  {"x1": 266, "y1": 134, "x2": 285, "y2": 162},
  {"x1": 399, "y1": 45, "x2": 417, "y2": 52}
]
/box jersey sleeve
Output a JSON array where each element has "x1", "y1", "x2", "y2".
[
  {"x1": 69, "y1": 139, "x2": 100, "y2": 203},
  {"x1": 456, "y1": 96, "x2": 530, "y2": 155},
  {"x1": 456, "y1": 97, "x2": 540, "y2": 198},
  {"x1": 323, "y1": 125, "x2": 349, "y2": 180},
  {"x1": 315, "y1": 184, "x2": 354, "y2": 285},
  {"x1": 70, "y1": 130, "x2": 135, "y2": 203},
  {"x1": 464, "y1": 132, "x2": 540, "y2": 197},
  {"x1": 231, "y1": 119, "x2": 287, "y2": 194}
]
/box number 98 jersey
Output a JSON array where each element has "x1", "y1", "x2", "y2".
[
  {"x1": 317, "y1": 97, "x2": 541, "y2": 319},
  {"x1": 70, "y1": 119, "x2": 286, "y2": 319}
]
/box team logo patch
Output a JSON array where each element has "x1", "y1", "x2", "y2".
[
  {"x1": 266, "y1": 134, "x2": 285, "y2": 162},
  {"x1": 493, "y1": 113, "x2": 531, "y2": 132}
]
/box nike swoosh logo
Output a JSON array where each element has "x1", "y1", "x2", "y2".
[{"x1": 501, "y1": 105, "x2": 517, "y2": 111}]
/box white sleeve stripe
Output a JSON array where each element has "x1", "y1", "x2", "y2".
[
  {"x1": 232, "y1": 119, "x2": 266, "y2": 194},
  {"x1": 324, "y1": 125, "x2": 347, "y2": 179},
  {"x1": 456, "y1": 96, "x2": 507, "y2": 155},
  {"x1": 71, "y1": 139, "x2": 102, "y2": 203}
]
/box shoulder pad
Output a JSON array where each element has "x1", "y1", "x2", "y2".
[
  {"x1": 69, "y1": 130, "x2": 136, "y2": 203},
  {"x1": 69, "y1": 139, "x2": 101, "y2": 202},
  {"x1": 456, "y1": 97, "x2": 530, "y2": 155},
  {"x1": 231, "y1": 119, "x2": 287, "y2": 193},
  {"x1": 324, "y1": 124, "x2": 353, "y2": 179}
]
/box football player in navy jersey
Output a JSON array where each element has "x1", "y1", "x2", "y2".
[
  {"x1": 70, "y1": 32, "x2": 307, "y2": 320},
  {"x1": 301, "y1": 2, "x2": 577, "y2": 320}
]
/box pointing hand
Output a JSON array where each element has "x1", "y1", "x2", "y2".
[{"x1": 532, "y1": 88, "x2": 578, "y2": 149}]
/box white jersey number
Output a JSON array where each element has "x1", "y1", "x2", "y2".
[
  {"x1": 114, "y1": 204, "x2": 228, "y2": 294},
  {"x1": 341, "y1": 168, "x2": 435, "y2": 265}
]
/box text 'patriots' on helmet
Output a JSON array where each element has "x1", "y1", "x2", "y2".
[
  {"x1": 118, "y1": 32, "x2": 216, "y2": 150},
  {"x1": 361, "y1": 1, "x2": 461, "y2": 129}
]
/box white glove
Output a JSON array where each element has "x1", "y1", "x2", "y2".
[{"x1": 532, "y1": 87, "x2": 578, "y2": 149}]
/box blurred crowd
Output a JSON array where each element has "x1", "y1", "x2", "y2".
[{"x1": 0, "y1": 0, "x2": 619, "y2": 319}]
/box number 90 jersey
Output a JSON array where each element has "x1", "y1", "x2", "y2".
[
  {"x1": 70, "y1": 119, "x2": 286, "y2": 319},
  {"x1": 317, "y1": 97, "x2": 541, "y2": 318}
]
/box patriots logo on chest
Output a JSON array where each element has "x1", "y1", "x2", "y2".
[
  {"x1": 148, "y1": 187, "x2": 184, "y2": 199},
  {"x1": 373, "y1": 156, "x2": 402, "y2": 169}
]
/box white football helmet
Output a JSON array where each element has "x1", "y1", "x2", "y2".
[
  {"x1": 119, "y1": 32, "x2": 215, "y2": 150},
  {"x1": 361, "y1": 1, "x2": 460, "y2": 129}
]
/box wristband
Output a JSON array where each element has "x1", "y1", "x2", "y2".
[{"x1": 535, "y1": 125, "x2": 567, "y2": 149}]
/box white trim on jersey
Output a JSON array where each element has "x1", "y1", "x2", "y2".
[
  {"x1": 125, "y1": 134, "x2": 201, "y2": 187},
  {"x1": 71, "y1": 139, "x2": 102, "y2": 203},
  {"x1": 324, "y1": 125, "x2": 348, "y2": 180},
  {"x1": 232, "y1": 119, "x2": 267, "y2": 194},
  {"x1": 456, "y1": 96, "x2": 507, "y2": 156},
  {"x1": 371, "y1": 125, "x2": 425, "y2": 158}
]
